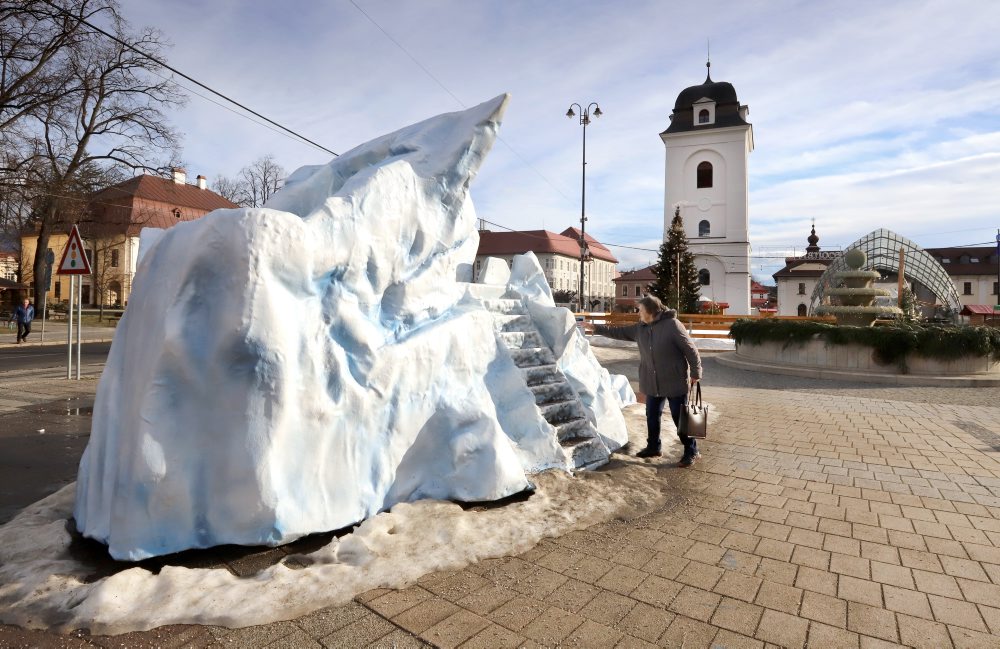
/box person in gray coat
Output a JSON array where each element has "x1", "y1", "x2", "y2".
[{"x1": 589, "y1": 295, "x2": 703, "y2": 466}]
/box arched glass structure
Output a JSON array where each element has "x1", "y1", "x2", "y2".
[{"x1": 808, "y1": 229, "x2": 962, "y2": 315}]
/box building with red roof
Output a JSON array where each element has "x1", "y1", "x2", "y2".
[
  {"x1": 20, "y1": 169, "x2": 238, "y2": 307},
  {"x1": 611, "y1": 265, "x2": 656, "y2": 312},
  {"x1": 475, "y1": 228, "x2": 618, "y2": 310}
]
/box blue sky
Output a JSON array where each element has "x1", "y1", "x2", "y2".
[{"x1": 118, "y1": 0, "x2": 1000, "y2": 282}]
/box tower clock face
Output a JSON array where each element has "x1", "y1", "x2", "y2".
[{"x1": 698, "y1": 197, "x2": 712, "y2": 212}]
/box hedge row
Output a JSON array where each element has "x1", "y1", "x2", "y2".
[{"x1": 729, "y1": 318, "x2": 1000, "y2": 366}]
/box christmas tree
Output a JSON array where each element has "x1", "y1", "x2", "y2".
[{"x1": 649, "y1": 207, "x2": 701, "y2": 313}]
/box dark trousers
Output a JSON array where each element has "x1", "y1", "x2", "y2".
[
  {"x1": 17, "y1": 321, "x2": 31, "y2": 341},
  {"x1": 645, "y1": 394, "x2": 697, "y2": 454}
]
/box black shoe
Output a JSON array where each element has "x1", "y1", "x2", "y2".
[
  {"x1": 678, "y1": 451, "x2": 702, "y2": 468},
  {"x1": 636, "y1": 446, "x2": 661, "y2": 458}
]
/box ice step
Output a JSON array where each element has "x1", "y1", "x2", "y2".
[
  {"x1": 499, "y1": 331, "x2": 546, "y2": 350},
  {"x1": 555, "y1": 417, "x2": 595, "y2": 442},
  {"x1": 540, "y1": 400, "x2": 586, "y2": 425},
  {"x1": 561, "y1": 437, "x2": 609, "y2": 470},
  {"x1": 483, "y1": 299, "x2": 527, "y2": 315},
  {"x1": 492, "y1": 314, "x2": 534, "y2": 333},
  {"x1": 509, "y1": 346, "x2": 556, "y2": 368},
  {"x1": 530, "y1": 381, "x2": 576, "y2": 406},
  {"x1": 521, "y1": 364, "x2": 562, "y2": 387}
]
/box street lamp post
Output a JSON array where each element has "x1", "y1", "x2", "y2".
[{"x1": 566, "y1": 102, "x2": 602, "y2": 313}]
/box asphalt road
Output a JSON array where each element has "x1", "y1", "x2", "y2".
[{"x1": 0, "y1": 341, "x2": 111, "y2": 371}]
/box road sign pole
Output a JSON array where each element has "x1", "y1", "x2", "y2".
[
  {"x1": 76, "y1": 276, "x2": 82, "y2": 380},
  {"x1": 67, "y1": 275, "x2": 74, "y2": 380}
]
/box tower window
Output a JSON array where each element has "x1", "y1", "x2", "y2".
[
  {"x1": 698, "y1": 220, "x2": 710, "y2": 237},
  {"x1": 697, "y1": 161, "x2": 713, "y2": 189},
  {"x1": 698, "y1": 269, "x2": 710, "y2": 285},
  {"x1": 797, "y1": 304, "x2": 807, "y2": 317},
  {"x1": 798, "y1": 283, "x2": 806, "y2": 295},
  {"x1": 698, "y1": 109, "x2": 710, "y2": 124},
  {"x1": 963, "y1": 282, "x2": 972, "y2": 295}
]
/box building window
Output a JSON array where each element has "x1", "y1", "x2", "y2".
[
  {"x1": 173, "y1": 208, "x2": 181, "y2": 219},
  {"x1": 993, "y1": 282, "x2": 998, "y2": 295},
  {"x1": 621, "y1": 285, "x2": 627, "y2": 297},
  {"x1": 941, "y1": 258, "x2": 950, "y2": 264},
  {"x1": 696, "y1": 162, "x2": 713, "y2": 189},
  {"x1": 698, "y1": 269, "x2": 710, "y2": 285},
  {"x1": 110, "y1": 249, "x2": 120, "y2": 268},
  {"x1": 698, "y1": 109, "x2": 709, "y2": 124},
  {"x1": 798, "y1": 283, "x2": 806, "y2": 295},
  {"x1": 963, "y1": 282, "x2": 972, "y2": 295},
  {"x1": 797, "y1": 304, "x2": 807, "y2": 317},
  {"x1": 55, "y1": 281, "x2": 61, "y2": 299},
  {"x1": 632, "y1": 285, "x2": 639, "y2": 297},
  {"x1": 971, "y1": 258, "x2": 979, "y2": 263},
  {"x1": 960, "y1": 255, "x2": 970, "y2": 264},
  {"x1": 698, "y1": 220, "x2": 710, "y2": 237}
]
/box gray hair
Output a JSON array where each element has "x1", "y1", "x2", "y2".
[{"x1": 638, "y1": 294, "x2": 665, "y2": 315}]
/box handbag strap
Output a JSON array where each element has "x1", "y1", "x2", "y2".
[{"x1": 689, "y1": 382, "x2": 702, "y2": 408}]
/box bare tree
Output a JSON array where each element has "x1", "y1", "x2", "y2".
[
  {"x1": 212, "y1": 154, "x2": 286, "y2": 208},
  {"x1": 238, "y1": 154, "x2": 285, "y2": 207},
  {"x1": 0, "y1": 2, "x2": 185, "y2": 308},
  {"x1": 210, "y1": 173, "x2": 242, "y2": 204}
]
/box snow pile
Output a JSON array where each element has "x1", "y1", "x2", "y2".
[
  {"x1": 0, "y1": 413, "x2": 665, "y2": 634},
  {"x1": 73, "y1": 94, "x2": 633, "y2": 562}
]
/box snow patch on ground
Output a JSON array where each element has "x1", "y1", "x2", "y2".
[
  {"x1": 589, "y1": 335, "x2": 735, "y2": 351},
  {"x1": 0, "y1": 405, "x2": 668, "y2": 635}
]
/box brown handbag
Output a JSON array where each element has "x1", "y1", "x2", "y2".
[{"x1": 678, "y1": 383, "x2": 708, "y2": 439}]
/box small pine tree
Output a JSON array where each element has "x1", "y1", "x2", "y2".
[{"x1": 649, "y1": 207, "x2": 701, "y2": 313}]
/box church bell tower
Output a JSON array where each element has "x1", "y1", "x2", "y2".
[{"x1": 660, "y1": 59, "x2": 753, "y2": 314}]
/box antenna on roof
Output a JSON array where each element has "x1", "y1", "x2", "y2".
[{"x1": 706, "y1": 38, "x2": 712, "y2": 82}]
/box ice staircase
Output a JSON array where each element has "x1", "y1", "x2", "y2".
[{"x1": 483, "y1": 296, "x2": 610, "y2": 470}]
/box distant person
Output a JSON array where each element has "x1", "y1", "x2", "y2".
[
  {"x1": 15, "y1": 298, "x2": 34, "y2": 344},
  {"x1": 587, "y1": 295, "x2": 703, "y2": 466}
]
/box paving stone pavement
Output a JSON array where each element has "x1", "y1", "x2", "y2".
[{"x1": 3, "y1": 350, "x2": 1000, "y2": 648}]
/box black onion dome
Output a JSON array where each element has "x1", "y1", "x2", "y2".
[
  {"x1": 673, "y1": 75, "x2": 740, "y2": 111},
  {"x1": 662, "y1": 71, "x2": 749, "y2": 135}
]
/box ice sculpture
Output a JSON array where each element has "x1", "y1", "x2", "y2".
[{"x1": 74, "y1": 95, "x2": 632, "y2": 561}]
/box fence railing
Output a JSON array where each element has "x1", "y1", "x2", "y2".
[{"x1": 575, "y1": 312, "x2": 836, "y2": 339}]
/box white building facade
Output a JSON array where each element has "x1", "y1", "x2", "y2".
[
  {"x1": 474, "y1": 228, "x2": 618, "y2": 310},
  {"x1": 661, "y1": 64, "x2": 753, "y2": 314}
]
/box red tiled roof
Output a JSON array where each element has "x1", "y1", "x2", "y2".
[
  {"x1": 93, "y1": 174, "x2": 238, "y2": 213},
  {"x1": 477, "y1": 229, "x2": 618, "y2": 263},
  {"x1": 961, "y1": 304, "x2": 999, "y2": 315},
  {"x1": 559, "y1": 227, "x2": 618, "y2": 263},
  {"x1": 614, "y1": 265, "x2": 656, "y2": 282}
]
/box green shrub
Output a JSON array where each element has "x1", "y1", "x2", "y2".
[{"x1": 729, "y1": 319, "x2": 1000, "y2": 370}]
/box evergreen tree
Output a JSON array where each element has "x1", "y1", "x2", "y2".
[{"x1": 649, "y1": 207, "x2": 701, "y2": 313}]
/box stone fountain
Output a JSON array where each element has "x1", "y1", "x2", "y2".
[{"x1": 815, "y1": 249, "x2": 902, "y2": 326}]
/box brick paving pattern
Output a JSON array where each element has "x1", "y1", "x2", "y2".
[{"x1": 2, "y1": 353, "x2": 1000, "y2": 647}]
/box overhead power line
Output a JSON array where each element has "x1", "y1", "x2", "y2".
[
  {"x1": 39, "y1": 0, "x2": 339, "y2": 157},
  {"x1": 347, "y1": 0, "x2": 576, "y2": 205}
]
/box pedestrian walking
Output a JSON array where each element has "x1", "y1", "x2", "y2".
[
  {"x1": 588, "y1": 295, "x2": 703, "y2": 466},
  {"x1": 15, "y1": 298, "x2": 35, "y2": 344}
]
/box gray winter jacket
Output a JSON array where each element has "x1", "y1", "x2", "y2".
[{"x1": 593, "y1": 310, "x2": 702, "y2": 398}]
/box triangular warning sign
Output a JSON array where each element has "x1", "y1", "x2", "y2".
[{"x1": 56, "y1": 224, "x2": 93, "y2": 275}]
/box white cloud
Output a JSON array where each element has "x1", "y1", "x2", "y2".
[{"x1": 114, "y1": 0, "x2": 1000, "y2": 270}]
